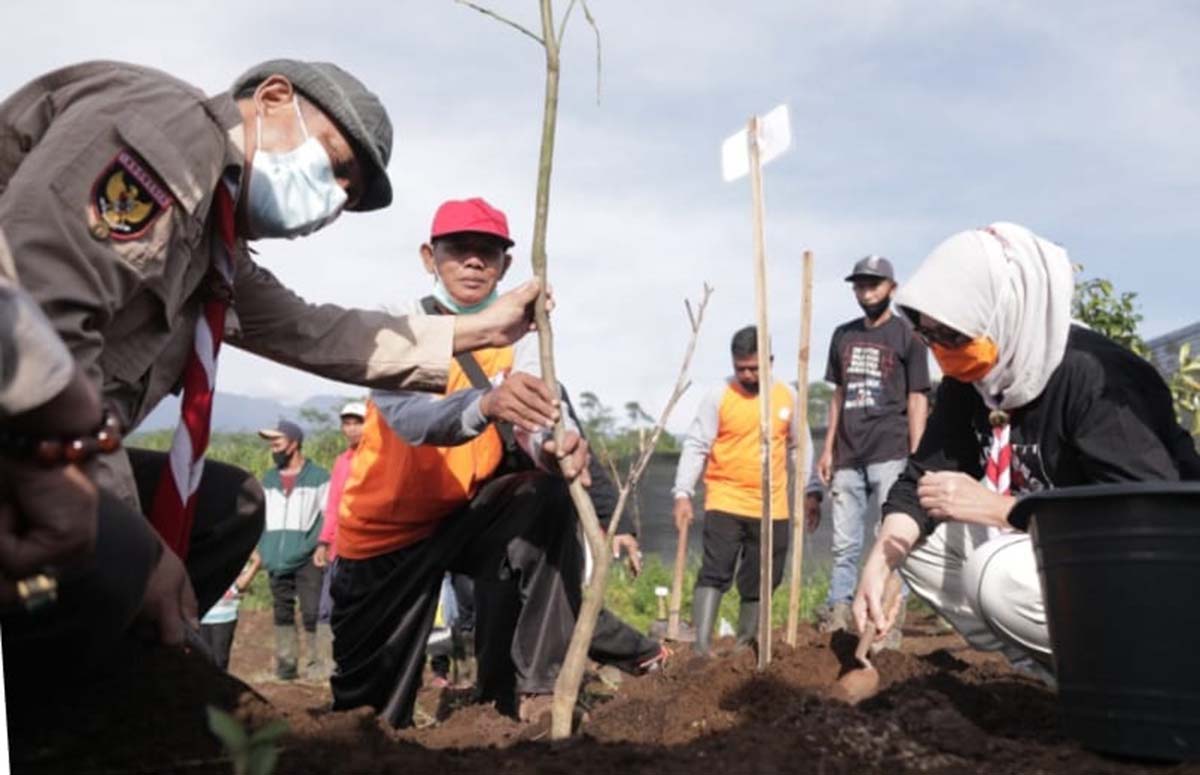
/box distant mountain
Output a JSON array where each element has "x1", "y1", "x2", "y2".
[{"x1": 136, "y1": 392, "x2": 364, "y2": 433}]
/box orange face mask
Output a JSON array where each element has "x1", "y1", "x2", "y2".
[{"x1": 930, "y1": 337, "x2": 999, "y2": 382}]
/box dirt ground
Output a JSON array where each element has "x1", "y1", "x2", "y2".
[{"x1": 10, "y1": 608, "x2": 1200, "y2": 775}]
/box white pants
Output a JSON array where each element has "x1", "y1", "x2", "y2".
[{"x1": 900, "y1": 521, "x2": 1052, "y2": 666}]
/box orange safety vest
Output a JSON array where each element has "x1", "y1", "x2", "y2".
[
  {"x1": 336, "y1": 345, "x2": 514, "y2": 559},
  {"x1": 703, "y1": 381, "x2": 793, "y2": 520}
]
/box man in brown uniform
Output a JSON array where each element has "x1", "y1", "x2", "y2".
[{"x1": 0, "y1": 60, "x2": 554, "y2": 684}]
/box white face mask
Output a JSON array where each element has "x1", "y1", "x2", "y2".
[
  {"x1": 431, "y1": 272, "x2": 498, "y2": 314},
  {"x1": 246, "y1": 98, "x2": 348, "y2": 240}
]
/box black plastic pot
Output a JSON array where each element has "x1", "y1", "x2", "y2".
[{"x1": 1009, "y1": 482, "x2": 1200, "y2": 761}]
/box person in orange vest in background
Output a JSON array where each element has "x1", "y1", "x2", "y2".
[
  {"x1": 673, "y1": 326, "x2": 823, "y2": 656},
  {"x1": 330, "y1": 197, "x2": 593, "y2": 728},
  {"x1": 310, "y1": 400, "x2": 365, "y2": 679}
]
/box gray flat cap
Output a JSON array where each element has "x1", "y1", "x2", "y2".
[{"x1": 234, "y1": 59, "x2": 393, "y2": 212}]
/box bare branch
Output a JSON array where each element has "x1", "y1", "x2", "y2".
[
  {"x1": 606, "y1": 456, "x2": 624, "y2": 491},
  {"x1": 605, "y1": 284, "x2": 714, "y2": 541},
  {"x1": 589, "y1": 429, "x2": 623, "y2": 489},
  {"x1": 454, "y1": 0, "x2": 545, "y2": 46},
  {"x1": 556, "y1": 0, "x2": 579, "y2": 46},
  {"x1": 685, "y1": 299, "x2": 696, "y2": 331},
  {"x1": 554, "y1": 282, "x2": 713, "y2": 738},
  {"x1": 580, "y1": 0, "x2": 603, "y2": 104}
]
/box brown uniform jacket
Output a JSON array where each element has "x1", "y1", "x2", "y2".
[{"x1": 0, "y1": 61, "x2": 454, "y2": 506}]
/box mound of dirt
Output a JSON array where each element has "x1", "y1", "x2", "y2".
[
  {"x1": 10, "y1": 612, "x2": 1200, "y2": 775},
  {"x1": 9, "y1": 638, "x2": 272, "y2": 775}
]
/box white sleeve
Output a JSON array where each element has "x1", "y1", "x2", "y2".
[
  {"x1": 672, "y1": 383, "x2": 723, "y2": 497},
  {"x1": 786, "y1": 383, "x2": 824, "y2": 496}
]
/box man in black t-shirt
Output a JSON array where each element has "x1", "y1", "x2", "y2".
[{"x1": 816, "y1": 256, "x2": 931, "y2": 639}]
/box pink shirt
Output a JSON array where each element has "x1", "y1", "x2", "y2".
[{"x1": 320, "y1": 447, "x2": 356, "y2": 560}]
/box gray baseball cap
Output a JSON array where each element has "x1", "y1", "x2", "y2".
[
  {"x1": 234, "y1": 59, "x2": 393, "y2": 212},
  {"x1": 258, "y1": 420, "x2": 304, "y2": 444},
  {"x1": 844, "y1": 254, "x2": 895, "y2": 282}
]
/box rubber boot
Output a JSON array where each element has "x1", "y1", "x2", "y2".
[
  {"x1": 274, "y1": 625, "x2": 299, "y2": 681},
  {"x1": 307, "y1": 623, "x2": 334, "y2": 680},
  {"x1": 736, "y1": 601, "x2": 760, "y2": 650},
  {"x1": 691, "y1": 587, "x2": 722, "y2": 657}
]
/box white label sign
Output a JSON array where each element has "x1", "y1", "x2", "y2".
[{"x1": 721, "y1": 103, "x2": 792, "y2": 182}]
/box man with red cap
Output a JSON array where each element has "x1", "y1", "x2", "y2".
[{"x1": 331, "y1": 198, "x2": 656, "y2": 727}]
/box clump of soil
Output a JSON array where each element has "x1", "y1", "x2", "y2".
[
  {"x1": 9, "y1": 638, "x2": 271, "y2": 775},
  {"x1": 10, "y1": 611, "x2": 1200, "y2": 775}
]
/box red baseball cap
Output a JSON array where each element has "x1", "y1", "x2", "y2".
[{"x1": 430, "y1": 197, "x2": 514, "y2": 248}]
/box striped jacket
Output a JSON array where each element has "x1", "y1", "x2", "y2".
[{"x1": 258, "y1": 459, "x2": 330, "y2": 574}]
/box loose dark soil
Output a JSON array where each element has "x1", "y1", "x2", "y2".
[{"x1": 10, "y1": 609, "x2": 1199, "y2": 775}]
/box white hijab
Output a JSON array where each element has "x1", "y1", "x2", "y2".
[{"x1": 895, "y1": 222, "x2": 1075, "y2": 411}]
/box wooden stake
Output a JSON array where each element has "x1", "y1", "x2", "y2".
[
  {"x1": 785, "y1": 250, "x2": 814, "y2": 646},
  {"x1": 747, "y1": 116, "x2": 774, "y2": 671},
  {"x1": 667, "y1": 518, "x2": 688, "y2": 640}
]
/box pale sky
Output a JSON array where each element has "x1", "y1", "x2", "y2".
[{"x1": 4, "y1": 1, "x2": 1197, "y2": 431}]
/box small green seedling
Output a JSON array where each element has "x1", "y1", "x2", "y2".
[{"x1": 206, "y1": 706, "x2": 288, "y2": 775}]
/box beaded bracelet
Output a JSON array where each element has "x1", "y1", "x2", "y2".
[{"x1": 0, "y1": 411, "x2": 123, "y2": 466}]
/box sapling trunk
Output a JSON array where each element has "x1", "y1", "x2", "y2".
[
  {"x1": 455, "y1": 0, "x2": 705, "y2": 740},
  {"x1": 511, "y1": 0, "x2": 611, "y2": 741}
]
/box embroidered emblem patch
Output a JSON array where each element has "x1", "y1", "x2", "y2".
[{"x1": 91, "y1": 150, "x2": 173, "y2": 241}]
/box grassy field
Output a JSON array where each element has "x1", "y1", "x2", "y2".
[
  {"x1": 237, "y1": 555, "x2": 834, "y2": 632},
  {"x1": 602, "y1": 555, "x2": 830, "y2": 633}
]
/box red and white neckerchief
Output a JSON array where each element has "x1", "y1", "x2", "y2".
[
  {"x1": 148, "y1": 181, "x2": 238, "y2": 559},
  {"x1": 983, "y1": 409, "x2": 1012, "y2": 537}
]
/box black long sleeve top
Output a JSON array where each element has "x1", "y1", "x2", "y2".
[{"x1": 884, "y1": 326, "x2": 1200, "y2": 535}]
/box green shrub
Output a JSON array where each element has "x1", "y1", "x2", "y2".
[
  {"x1": 240, "y1": 572, "x2": 273, "y2": 612},
  {"x1": 128, "y1": 429, "x2": 348, "y2": 479}
]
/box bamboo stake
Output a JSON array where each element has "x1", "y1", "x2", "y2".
[
  {"x1": 747, "y1": 116, "x2": 774, "y2": 671},
  {"x1": 666, "y1": 517, "x2": 688, "y2": 640},
  {"x1": 785, "y1": 250, "x2": 814, "y2": 646}
]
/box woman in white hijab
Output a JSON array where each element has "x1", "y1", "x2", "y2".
[{"x1": 852, "y1": 222, "x2": 1200, "y2": 677}]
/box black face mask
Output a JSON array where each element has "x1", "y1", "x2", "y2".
[
  {"x1": 859, "y1": 298, "x2": 891, "y2": 322},
  {"x1": 272, "y1": 450, "x2": 291, "y2": 469},
  {"x1": 737, "y1": 377, "x2": 760, "y2": 395}
]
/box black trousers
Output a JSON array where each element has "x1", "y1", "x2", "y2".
[
  {"x1": 330, "y1": 472, "x2": 583, "y2": 728},
  {"x1": 199, "y1": 619, "x2": 239, "y2": 671},
  {"x1": 590, "y1": 608, "x2": 660, "y2": 672},
  {"x1": 696, "y1": 511, "x2": 790, "y2": 600},
  {"x1": 1, "y1": 448, "x2": 264, "y2": 691},
  {"x1": 269, "y1": 560, "x2": 323, "y2": 632}
]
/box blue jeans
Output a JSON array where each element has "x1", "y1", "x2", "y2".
[{"x1": 826, "y1": 458, "x2": 909, "y2": 606}]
